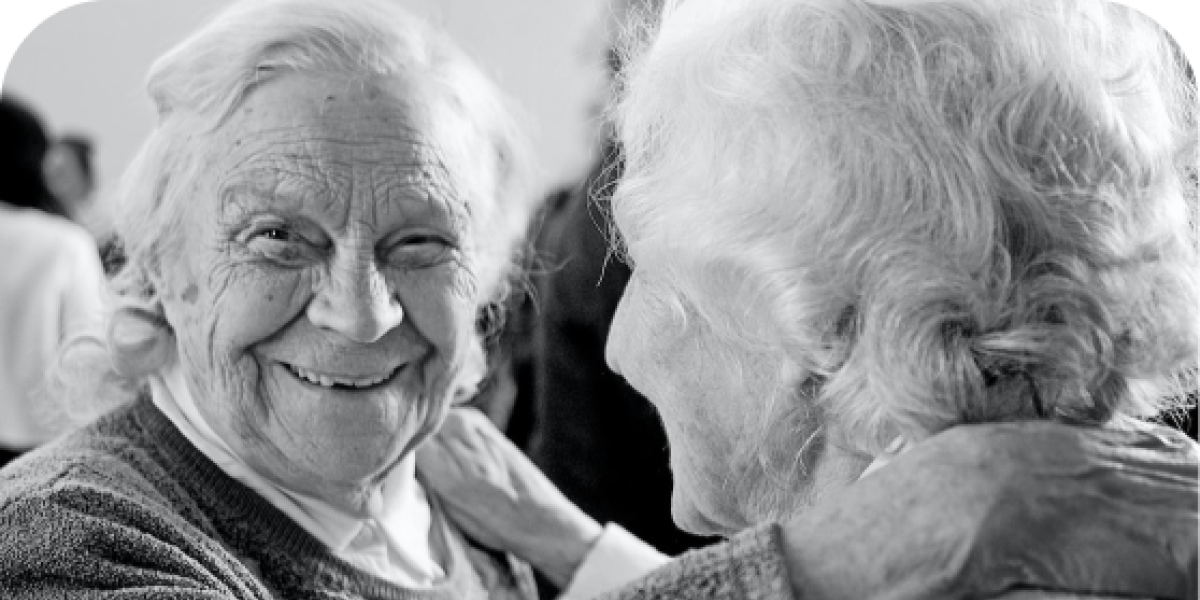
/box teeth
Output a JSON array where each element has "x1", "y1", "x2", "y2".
[{"x1": 288, "y1": 364, "x2": 395, "y2": 389}]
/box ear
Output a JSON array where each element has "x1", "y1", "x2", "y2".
[{"x1": 107, "y1": 299, "x2": 176, "y2": 378}]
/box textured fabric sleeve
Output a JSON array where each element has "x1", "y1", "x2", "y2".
[
  {"x1": 560, "y1": 523, "x2": 670, "y2": 600},
  {"x1": 0, "y1": 467, "x2": 270, "y2": 599},
  {"x1": 596, "y1": 524, "x2": 796, "y2": 600}
]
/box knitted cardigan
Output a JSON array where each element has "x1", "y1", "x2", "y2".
[{"x1": 0, "y1": 396, "x2": 537, "y2": 600}]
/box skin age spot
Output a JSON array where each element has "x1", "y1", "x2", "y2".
[{"x1": 181, "y1": 284, "x2": 199, "y2": 304}]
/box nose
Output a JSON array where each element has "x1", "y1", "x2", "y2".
[{"x1": 307, "y1": 255, "x2": 404, "y2": 344}]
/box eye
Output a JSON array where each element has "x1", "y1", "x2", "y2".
[
  {"x1": 244, "y1": 223, "x2": 314, "y2": 265},
  {"x1": 260, "y1": 228, "x2": 292, "y2": 242},
  {"x1": 384, "y1": 233, "x2": 457, "y2": 268},
  {"x1": 250, "y1": 225, "x2": 298, "y2": 244}
]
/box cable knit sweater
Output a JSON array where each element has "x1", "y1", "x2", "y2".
[{"x1": 0, "y1": 397, "x2": 537, "y2": 599}]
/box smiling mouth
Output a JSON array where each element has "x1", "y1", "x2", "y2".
[{"x1": 281, "y1": 362, "x2": 401, "y2": 391}]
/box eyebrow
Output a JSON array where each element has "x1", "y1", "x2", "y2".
[
  {"x1": 217, "y1": 170, "x2": 472, "y2": 234},
  {"x1": 218, "y1": 177, "x2": 313, "y2": 216}
]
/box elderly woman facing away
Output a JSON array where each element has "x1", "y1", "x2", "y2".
[
  {"x1": 415, "y1": 0, "x2": 1199, "y2": 598},
  {"x1": 0, "y1": 0, "x2": 544, "y2": 597}
]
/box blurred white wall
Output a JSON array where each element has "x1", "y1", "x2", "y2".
[{"x1": 2, "y1": 0, "x2": 607, "y2": 232}]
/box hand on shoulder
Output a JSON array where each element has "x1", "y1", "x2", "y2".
[
  {"x1": 781, "y1": 421, "x2": 1197, "y2": 600},
  {"x1": 417, "y1": 408, "x2": 605, "y2": 587}
]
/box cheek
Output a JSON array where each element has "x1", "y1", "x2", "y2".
[
  {"x1": 650, "y1": 322, "x2": 754, "y2": 468},
  {"x1": 609, "y1": 292, "x2": 678, "y2": 393},
  {"x1": 169, "y1": 260, "x2": 308, "y2": 406},
  {"x1": 210, "y1": 268, "x2": 309, "y2": 352},
  {"x1": 393, "y1": 268, "x2": 479, "y2": 415},
  {"x1": 396, "y1": 268, "x2": 476, "y2": 357}
]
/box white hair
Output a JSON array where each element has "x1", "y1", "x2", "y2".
[
  {"x1": 53, "y1": 0, "x2": 538, "y2": 421},
  {"x1": 611, "y1": 0, "x2": 1197, "y2": 457}
]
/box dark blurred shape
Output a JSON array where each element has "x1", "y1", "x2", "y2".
[
  {"x1": 1188, "y1": 399, "x2": 1197, "y2": 440},
  {"x1": 99, "y1": 236, "x2": 127, "y2": 277},
  {"x1": 0, "y1": 96, "x2": 68, "y2": 218}
]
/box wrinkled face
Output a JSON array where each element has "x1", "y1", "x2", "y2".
[
  {"x1": 605, "y1": 266, "x2": 792, "y2": 535},
  {"x1": 606, "y1": 255, "x2": 864, "y2": 536},
  {"x1": 156, "y1": 73, "x2": 484, "y2": 503}
]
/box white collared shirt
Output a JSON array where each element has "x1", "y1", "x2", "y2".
[{"x1": 149, "y1": 365, "x2": 445, "y2": 587}]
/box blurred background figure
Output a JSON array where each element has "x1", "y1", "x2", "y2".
[
  {"x1": 43, "y1": 133, "x2": 111, "y2": 240},
  {"x1": 42, "y1": 132, "x2": 126, "y2": 274},
  {"x1": 0, "y1": 95, "x2": 105, "y2": 468},
  {"x1": 520, "y1": 0, "x2": 716, "y2": 578},
  {"x1": 43, "y1": 135, "x2": 95, "y2": 219}
]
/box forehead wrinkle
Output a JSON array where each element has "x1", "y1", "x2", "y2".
[
  {"x1": 216, "y1": 110, "x2": 474, "y2": 230},
  {"x1": 365, "y1": 176, "x2": 468, "y2": 238},
  {"x1": 223, "y1": 119, "x2": 431, "y2": 168},
  {"x1": 373, "y1": 161, "x2": 466, "y2": 224},
  {"x1": 219, "y1": 133, "x2": 338, "y2": 194},
  {"x1": 217, "y1": 162, "x2": 336, "y2": 220},
  {"x1": 359, "y1": 132, "x2": 473, "y2": 233},
  {"x1": 405, "y1": 135, "x2": 475, "y2": 228}
]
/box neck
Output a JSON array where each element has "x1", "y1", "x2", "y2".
[
  {"x1": 741, "y1": 433, "x2": 871, "y2": 526},
  {"x1": 237, "y1": 440, "x2": 418, "y2": 517}
]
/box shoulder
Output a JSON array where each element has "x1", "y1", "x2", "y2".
[
  {"x1": 0, "y1": 209, "x2": 101, "y2": 281},
  {"x1": 599, "y1": 524, "x2": 794, "y2": 600},
  {"x1": 0, "y1": 408, "x2": 193, "y2": 534},
  {"x1": 0, "y1": 207, "x2": 95, "y2": 251},
  {"x1": 0, "y1": 410, "x2": 258, "y2": 597}
]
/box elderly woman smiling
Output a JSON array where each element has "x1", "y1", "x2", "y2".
[
  {"x1": 416, "y1": 0, "x2": 1199, "y2": 598},
  {"x1": 0, "y1": 0, "x2": 541, "y2": 597}
]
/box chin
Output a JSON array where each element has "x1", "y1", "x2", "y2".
[{"x1": 670, "y1": 485, "x2": 743, "y2": 538}]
